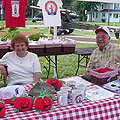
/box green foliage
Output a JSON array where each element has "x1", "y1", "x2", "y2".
[
  {"x1": 18, "y1": 27, "x2": 48, "y2": 34},
  {"x1": 28, "y1": 34, "x2": 39, "y2": 41},
  {"x1": 8, "y1": 27, "x2": 18, "y2": 32},
  {"x1": 62, "y1": 0, "x2": 73, "y2": 5},
  {"x1": 28, "y1": 0, "x2": 38, "y2": 6},
  {"x1": 101, "y1": 18, "x2": 106, "y2": 22},
  {"x1": 32, "y1": 19, "x2": 36, "y2": 23},
  {"x1": 1, "y1": 31, "x2": 19, "y2": 41},
  {"x1": 25, "y1": 21, "x2": 120, "y2": 27},
  {"x1": 72, "y1": 1, "x2": 101, "y2": 21},
  {"x1": 28, "y1": 33, "x2": 47, "y2": 41},
  {"x1": 26, "y1": 0, "x2": 39, "y2": 17},
  {"x1": 0, "y1": 24, "x2": 5, "y2": 30},
  {"x1": 26, "y1": 21, "x2": 44, "y2": 25}
]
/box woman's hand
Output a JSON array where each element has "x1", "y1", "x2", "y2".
[{"x1": 0, "y1": 65, "x2": 8, "y2": 80}]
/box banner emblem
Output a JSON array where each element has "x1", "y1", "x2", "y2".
[
  {"x1": 11, "y1": 1, "x2": 20, "y2": 17},
  {"x1": 45, "y1": 1, "x2": 58, "y2": 15}
]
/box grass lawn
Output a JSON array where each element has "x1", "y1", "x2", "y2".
[
  {"x1": 0, "y1": 42, "x2": 97, "y2": 87},
  {"x1": 80, "y1": 21, "x2": 120, "y2": 26},
  {"x1": 0, "y1": 20, "x2": 117, "y2": 37}
]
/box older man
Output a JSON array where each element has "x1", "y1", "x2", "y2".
[{"x1": 86, "y1": 26, "x2": 120, "y2": 74}]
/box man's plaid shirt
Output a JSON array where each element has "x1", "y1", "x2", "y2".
[{"x1": 86, "y1": 43, "x2": 120, "y2": 72}]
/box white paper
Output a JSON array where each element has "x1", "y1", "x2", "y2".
[{"x1": 85, "y1": 85, "x2": 115, "y2": 101}]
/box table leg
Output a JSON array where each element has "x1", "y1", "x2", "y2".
[
  {"x1": 75, "y1": 55, "x2": 90, "y2": 75},
  {"x1": 43, "y1": 56, "x2": 51, "y2": 79},
  {"x1": 54, "y1": 55, "x2": 58, "y2": 78},
  {"x1": 86, "y1": 56, "x2": 90, "y2": 67},
  {"x1": 43, "y1": 56, "x2": 58, "y2": 79},
  {"x1": 75, "y1": 55, "x2": 80, "y2": 75}
]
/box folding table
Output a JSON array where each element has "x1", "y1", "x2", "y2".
[
  {"x1": 74, "y1": 47, "x2": 97, "y2": 75},
  {"x1": 0, "y1": 44, "x2": 75, "y2": 80},
  {"x1": 1, "y1": 75, "x2": 120, "y2": 120}
]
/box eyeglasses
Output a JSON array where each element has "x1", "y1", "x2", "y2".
[{"x1": 96, "y1": 35, "x2": 109, "y2": 39}]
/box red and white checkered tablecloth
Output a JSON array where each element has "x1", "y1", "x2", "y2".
[{"x1": 1, "y1": 77, "x2": 120, "y2": 120}]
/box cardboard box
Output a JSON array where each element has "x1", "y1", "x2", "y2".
[
  {"x1": 0, "y1": 45, "x2": 9, "y2": 58},
  {"x1": 62, "y1": 44, "x2": 76, "y2": 52},
  {"x1": 45, "y1": 44, "x2": 62, "y2": 53},
  {"x1": 28, "y1": 45, "x2": 45, "y2": 56}
]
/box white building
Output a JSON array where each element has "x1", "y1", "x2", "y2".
[
  {"x1": 0, "y1": 0, "x2": 3, "y2": 20},
  {"x1": 87, "y1": 3, "x2": 120, "y2": 23}
]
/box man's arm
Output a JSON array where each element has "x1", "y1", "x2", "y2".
[
  {"x1": 114, "y1": 46, "x2": 120, "y2": 69},
  {"x1": 85, "y1": 50, "x2": 96, "y2": 74}
]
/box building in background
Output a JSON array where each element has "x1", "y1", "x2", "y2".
[{"x1": 87, "y1": 3, "x2": 120, "y2": 23}]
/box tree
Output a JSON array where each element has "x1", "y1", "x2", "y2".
[
  {"x1": 26, "y1": 0, "x2": 39, "y2": 17},
  {"x1": 62, "y1": 0, "x2": 73, "y2": 6},
  {"x1": 62, "y1": 0, "x2": 73, "y2": 9},
  {"x1": 72, "y1": 1, "x2": 101, "y2": 21}
]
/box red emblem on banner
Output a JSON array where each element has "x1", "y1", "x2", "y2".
[{"x1": 45, "y1": 1, "x2": 58, "y2": 15}]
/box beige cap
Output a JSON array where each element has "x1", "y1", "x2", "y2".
[{"x1": 95, "y1": 26, "x2": 110, "y2": 36}]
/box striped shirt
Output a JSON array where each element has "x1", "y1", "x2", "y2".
[{"x1": 86, "y1": 43, "x2": 120, "y2": 72}]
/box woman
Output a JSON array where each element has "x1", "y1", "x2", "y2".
[{"x1": 0, "y1": 34, "x2": 42, "y2": 86}]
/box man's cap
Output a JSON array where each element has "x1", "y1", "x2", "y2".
[{"x1": 95, "y1": 26, "x2": 110, "y2": 36}]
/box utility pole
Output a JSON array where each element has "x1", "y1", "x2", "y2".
[
  {"x1": 0, "y1": 5, "x2": 1, "y2": 28},
  {"x1": 108, "y1": 3, "x2": 110, "y2": 25},
  {"x1": 31, "y1": 0, "x2": 34, "y2": 19}
]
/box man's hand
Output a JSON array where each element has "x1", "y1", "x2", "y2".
[{"x1": 85, "y1": 71, "x2": 90, "y2": 74}]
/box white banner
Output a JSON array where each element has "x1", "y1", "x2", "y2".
[{"x1": 78, "y1": 0, "x2": 120, "y2": 3}]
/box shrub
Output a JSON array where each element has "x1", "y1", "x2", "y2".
[
  {"x1": 0, "y1": 24, "x2": 5, "y2": 30},
  {"x1": 8, "y1": 27, "x2": 18, "y2": 32},
  {"x1": 32, "y1": 19, "x2": 36, "y2": 23},
  {"x1": 28, "y1": 33, "x2": 47, "y2": 41},
  {"x1": 28, "y1": 34, "x2": 40, "y2": 41},
  {"x1": 1, "y1": 31, "x2": 19, "y2": 41},
  {"x1": 101, "y1": 18, "x2": 106, "y2": 22}
]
